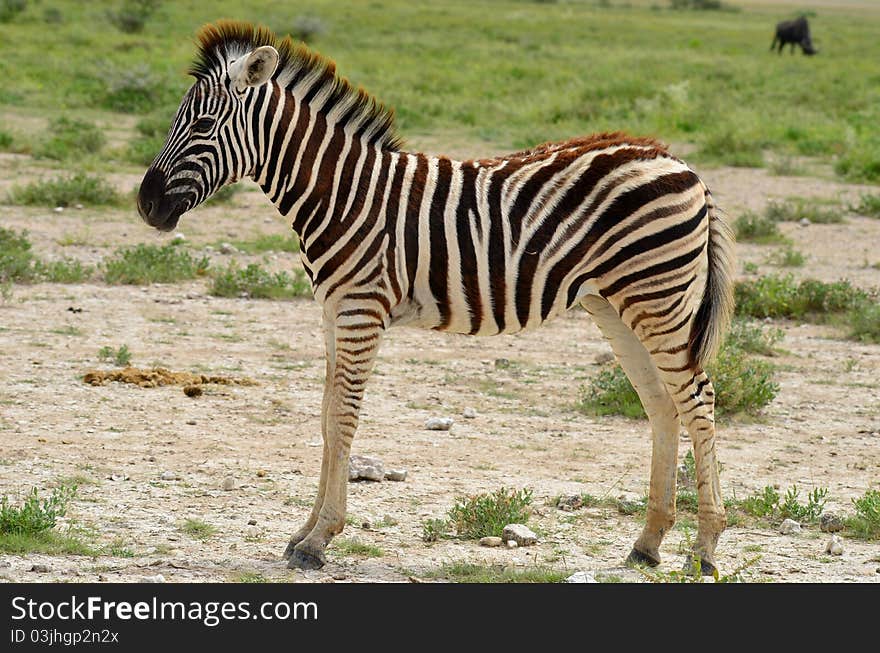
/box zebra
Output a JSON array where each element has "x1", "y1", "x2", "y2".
[{"x1": 137, "y1": 21, "x2": 736, "y2": 574}]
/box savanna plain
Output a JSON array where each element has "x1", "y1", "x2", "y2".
[{"x1": 0, "y1": 0, "x2": 878, "y2": 583}]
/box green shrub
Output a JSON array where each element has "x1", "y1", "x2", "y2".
[
  {"x1": 735, "y1": 275, "x2": 869, "y2": 320},
  {"x1": 103, "y1": 242, "x2": 210, "y2": 284},
  {"x1": 725, "y1": 320, "x2": 783, "y2": 356},
  {"x1": 36, "y1": 117, "x2": 105, "y2": 161},
  {"x1": 210, "y1": 263, "x2": 310, "y2": 300},
  {"x1": 835, "y1": 138, "x2": 880, "y2": 183},
  {"x1": 101, "y1": 64, "x2": 165, "y2": 113},
  {"x1": 0, "y1": 130, "x2": 12, "y2": 150},
  {"x1": 845, "y1": 490, "x2": 880, "y2": 540},
  {"x1": 0, "y1": 0, "x2": 26, "y2": 23},
  {"x1": 697, "y1": 130, "x2": 763, "y2": 168},
  {"x1": 735, "y1": 211, "x2": 786, "y2": 244},
  {"x1": 127, "y1": 112, "x2": 171, "y2": 165},
  {"x1": 7, "y1": 173, "x2": 122, "y2": 207},
  {"x1": 429, "y1": 562, "x2": 567, "y2": 583},
  {"x1": 851, "y1": 193, "x2": 880, "y2": 218},
  {"x1": 767, "y1": 246, "x2": 805, "y2": 268},
  {"x1": 736, "y1": 486, "x2": 780, "y2": 518},
  {"x1": 98, "y1": 344, "x2": 132, "y2": 367},
  {"x1": 779, "y1": 486, "x2": 828, "y2": 523},
  {"x1": 179, "y1": 518, "x2": 216, "y2": 540},
  {"x1": 0, "y1": 485, "x2": 76, "y2": 536},
  {"x1": 446, "y1": 487, "x2": 533, "y2": 539},
  {"x1": 107, "y1": 0, "x2": 161, "y2": 33},
  {"x1": 765, "y1": 198, "x2": 844, "y2": 225},
  {"x1": 35, "y1": 258, "x2": 94, "y2": 283},
  {"x1": 0, "y1": 227, "x2": 38, "y2": 284},
  {"x1": 849, "y1": 302, "x2": 880, "y2": 343},
  {"x1": 577, "y1": 364, "x2": 645, "y2": 419}
]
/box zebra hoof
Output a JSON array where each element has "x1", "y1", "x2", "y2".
[
  {"x1": 287, "y1": 546, "x2": 326, "y2": 570},
  {"x1": 682, "y1": 555, "x2": 717, "y2": 577},
  {"x1": 625, "y1": 547, "x2": 661, "y2": 568}
]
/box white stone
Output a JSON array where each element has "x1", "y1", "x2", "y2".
[
  {"x1": 219, "y1": 242, "x2": 236, "y2": 254},
  {"x1": 53, "y1": 206, "x2": 64, "y2": 213},
  {"x1": 502, "y1": 523, "x2": 538, "y2": 546},
  {"x1": 172, "y1": 233, "x2": 186, "y2": 243},
  {"x1": 565, "y1": 571, "x2": 598, "y2": 583},
  {"x1": 798, "y1": 218, "x2": 811, "y2": 227},
  {"x1": 349, "y1": 454, "x2": 384, "y2": 482},
  {"x1": 425, "y1": 417, "x2": 454, "y2": 431},
  {"x1": 160, "y1": 471, "x2": 180, "y2": 481},
  {"x1": 479, "y1": 536, "x2": 503, "y2": 547},
  {"x1": 506, "y1": 540, "x2": 518, "y2": 549},
  {"x1": 142, "y1": 574, "x2": 165, "y2": 583},
  {"x1": 779, "y1": 518, "x2": 801, "y2": 535},
  {"x1": 245, "y1": 525, "x2": 261, "y2": 538},
  {"x1": 221, "y1": 476, "x2": 236, "y2": 491},
  {"x1": 463, "y1": 407, "x2": 478, "y2": 419},
  {"x1": 384, "y1": 469, "x2": 407, "y2": 482},
  {"x1": 825, "y1": 535, "x2": 844, "y2": 556}
]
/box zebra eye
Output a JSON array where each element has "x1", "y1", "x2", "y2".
[{"x1": 191, "y1": 117, "x2": 215, "y2": 134}]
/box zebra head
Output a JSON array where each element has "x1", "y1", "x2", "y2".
[{"x1": 137, "y1": 44, "x2": 280, "y2": 231}]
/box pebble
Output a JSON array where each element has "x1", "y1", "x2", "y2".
[
  {"x1": 256, "y1": 469, "x2": 267, "y2": 478},
  {"x1": 74, "y1": 203, "x2": 83, "y2": 210},
  {"x1": 142, "y1": 574, "x2": 166, "y2": 583},
  {"x1": 824, "y1": 535, "x2": 844, "y2": 556},
  {"x1": 494, "y1": 358, "x2": 511, "y2": 369},
  {"x1": 384, "y1": 469, "x2": 407, "y2": 482},
  {"x1": 502, "y1": 524, "x2": 538, "y2": 547},
  {"x1": 506, "y1": 540, "x2": 518, "y2": 549},
  {"x1": 30, "y1": 564, "x2": 50, "y2": 573},
  {"x1": 247, "y1": 518, "x2": 257, "y2": 526},
  {"x1": 594, "y1": 351, "x2": 615, "y2": 365},
  {"x1": 779, "y1": 518, "x2": 801, "y2": 535},
  {"x1": 798, "y1": 218, "x2": 811, "y2": 227},
  {"x1": 172, "y1": 233, "x2": 186, "y2": 243},
  {"x1": 221, "y1": 476, "x2": 236, "y2": 491},
  {"x1": 53, "y1": 206, "x2": 64, "y2": 213},
  {"x1": 245, "y1": 525, "x2": 260, "y2": 538},
  {"x1": 462, "y1": 407, "x2": 478, "y2": 419},
  {"x1": 349, "y1": 454, "x2": 385, "y2": 482},
  {"x1": 219, "y1": 242, "x2": 236, "y2": 254},
  {"x1": 819, "y1": 512, "x2": 844, "y2": 533},
  {"x1": 160, "y1": 471, "x2": 180, "y2": 481},
  {"x1": 425, "y1": 417, "x2": 454, "y2": 431},
  {"x1": 565, "y1": 571, "x2": 598, "y2": 583},
  {"x1": 479, "y1": 536, "x2": 503, "y2": 547}
]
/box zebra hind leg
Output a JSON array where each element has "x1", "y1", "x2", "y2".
[{"x1": 581, "y1": 296, "x2": 681, "y2": 568}]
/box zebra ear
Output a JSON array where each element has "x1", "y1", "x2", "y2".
[{"x1": 229, "y1": 46, "x2": 279, "y2": 92}]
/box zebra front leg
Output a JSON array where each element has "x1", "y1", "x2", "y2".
[
  {"x1": 582, "y1": 296, "x2": 681, "y2": 567},
  {"x1": 284, "y1": 321, "x2": 336, "y2": 560},
  {"x1": 288, "y1": 307, "x2": 384, "y2": 570}
]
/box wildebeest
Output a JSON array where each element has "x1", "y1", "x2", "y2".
[{"x1": 771, "y1": 16, "x2": 817, "y2": 55}]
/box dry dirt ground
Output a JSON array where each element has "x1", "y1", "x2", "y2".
[{"x1": 1, "y1": 145, "x2": 879, "y2": 584}]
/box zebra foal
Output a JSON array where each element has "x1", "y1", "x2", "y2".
[{"x1": 138, "y1": 22, "x2": 735, "y2": 573}]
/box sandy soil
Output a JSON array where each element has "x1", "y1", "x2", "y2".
[{"x1": 0, "y1": 147, "x2": 878, "y2": 584}]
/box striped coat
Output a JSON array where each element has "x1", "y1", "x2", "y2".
[{"x1": 138, "y1": 22, "x2": 735, "y2": 573}]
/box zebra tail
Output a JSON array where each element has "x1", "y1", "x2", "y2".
[{"x1": 688, "y1": 190, "x2": 736, "y2": 370}]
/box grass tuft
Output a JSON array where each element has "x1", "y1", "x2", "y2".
[
  {"x1": 36, "y1": 117, "x2": 105, "y2": 161},
  {"x1": 102, "y1": 242, "x2": 210, "y2": 284},
  {"x1": 7, "y1": 173, "x2": 122, "y2": 207},
  {"x1": 179, "y1": 518, "x2": 216, "y2": 540},
  {"x1": 735, "y1": 211, "x2": 786, "y2": 244},
  {"x1": 446, "y1": 487, "x2": 533, "y2": 540},
  {"x1": 845, "y1": 490, "x2": 880, "y2": 540},
  {"x1": 210, "y1": 263, "x2": 310, "y2": 300}
]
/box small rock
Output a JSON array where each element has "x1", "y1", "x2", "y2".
[
  {"x1": 171, "y1": 233, "x2": 186, "y2": 243},
  {"x1": 74, "y1": 203, "x2": 84, "y2": 210},
  {"x1": 556, "y1": 495, "x2": 584, "y2": 511},
  {"x1": 221, "y1": 476, "x2": 236, "y2": 491},
  {"x1": 247, "y1": 518, "x2": 257, "y2": 526},
  {"x1": 142, "y1": 574, "x2": 165, "y2": 583},
  {"x1": 479, "y1": 536, "x2": 503, "y2": 547},
  {"x1": 349, "y1": 454, "x2": 385, "y2": 482},
  {"x1": 494, "y1": 358, "x2": 511, "y2": 369},
  {"x1": 108, "y1": 473, "x2": 129, "y2": 482},
  {"x1": 160, "y1": 471, "x2": 179, "y2": 481},
  {"x1": 779, "y1": 518, "x2": 801, "y2": 535},
  {"x1": 462, "y1": 407, "x2": 478, "y2": 419},
  {"x1": 798, "y1": 218, "x2": 811, "y2": 227},
  {"x1": 384, "y1": 469, "x2": 407, "y2": 482},
  {"x1": 332, "y1": 573, "x2": 347, "y2": 581},
  {"x1": 565, "y1": 571, "x2": 598, "y2": 583},
  {"x1": 361, "y1": 520, "x2": 372, "y2": 530},
  {"x1": 502, "y1": 524, "x2": 538, "y2": 547},
  {"x1": 245, "y1": 525, "x2": 260, "y2": 538},
  {"x1": 425, "y1": 417, "x2": 454, "y2": 431},
  {"x1": 506, "y1": 540, "x2": 518, "y2": 549},
  {"x1": 825, "y1": 535, "x2": 844, "y2": 556},
  {"x1": 256, "y1": 469, "x2": 267, "y2": 478},
  {"x1": 594, "y1": 351, "x2": 615, "y2": 365},
  {"x1": 219, "y1": 242, "x2": 236, "y2": 254},
  {"x1": 53, "y1": 206, "x2": 64, "y2": 213},
  {"x1": 185, "y1": 419, "x2": 197, "y2": 426},
  {"x1": 819, "y1": 512, "x2": 844, "y2": 533},
  {"x1": 30, "y1": 564, "x2": 50, "y2": 573}
]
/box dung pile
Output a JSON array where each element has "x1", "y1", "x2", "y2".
[{"x1": 83, "y1": 367, "x2": 257, "y2": 389}]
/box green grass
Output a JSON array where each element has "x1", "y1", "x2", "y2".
[
  {"x1": 851, "y1": 194, "x2": 880, "y2": 218},
  {"x1": 845, "y1": 490, "x2": 880, "y2": 540},
  {"x1": 7, "y1": 173, "x2": 123, "y2": 207},
  {"x1": 725, "y1": 320, "x2": 784, "y2": 356},
  {"x1": 577, "y1": 325, "x2": 779, "y2": 419},
  {"x1": 426, "y1": 562, "x2": 567, "y2": 583},
  {"x1": 0, "y1": 226, "x2": 38, "y2": 284},
  {"x1": 729, "y1": 485, "x2": 829, "y2": 525},
  {"x1": 103, "y1": 242, "x2": 210, "y2": 284},
  {"x1": 446, "y1": 487, "x2": 533, "y2": 540},
  {"x1": 2, "y1": 2, "x2": 880, "y2": 178},
  {"x1": 849, "y1": 303, "x2": 880, "y2": 343},
  {"x1": 36, "y1": 258, "x2": 94, "y2": 283},
  {"x1": 210, "y1": 263, "x2": 310, "y2": 299},
  {"x1": 35, "y1": 116, "x2": 105, "y2": 161},
  {"x1": 230, "y1": 571, "x2": 271, "y2": 583},
  {"x1": 735, "y1": 275, "x2": 870, "y2": 321},
  {"x1": 0, "y1": 484, "x2": 77, "y2": 536},
  {"x1": 767, "y1": 246, "x2": 805, "y2": 268},
  {"x1": 98, "y1": 344, "x2": 132, "y2": 367},
  {"x1": 179, "y1": 518, "x2": 217, "y2": 540},
  {"x1": 331, "y1": 537, "x2": 384, "y2": 558},
  {"x1": 765, "y1": 198, "x2": 845, "y2": 225},
  {"x1": 734, "y1": 211, "x2": 787, "y2": 244},
  {"x1": 0, "y1": 530, "x2": 98, "y2": 556},
  {"x1": 0, "y1": 129, "x2": 13, "y2": 150},
  {"x1": 229, "y1": 233, "x2": 300, "y2": 254}
]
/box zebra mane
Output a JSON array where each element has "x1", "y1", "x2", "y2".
[{"x1": 192, "y1": 21, "x2": 403, "y2": 151}]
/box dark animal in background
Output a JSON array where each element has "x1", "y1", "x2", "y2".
[{"x1": 771, "y1": 16, "x2": 817, "y2": 55}]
